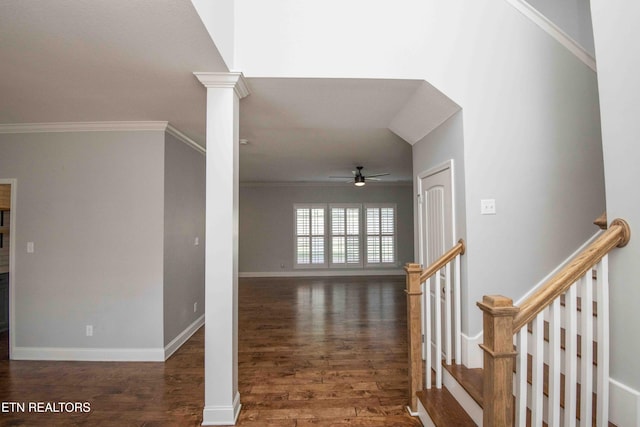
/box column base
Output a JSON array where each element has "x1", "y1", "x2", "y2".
[{"x1": 202, "y1": 392, "x2": 241, "y2": 426}]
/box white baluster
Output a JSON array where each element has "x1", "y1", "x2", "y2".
[
  {"x1": 454, "y1": 254, "x2": 461, "y2": 364},
  {"x1": 435, "y1": 274, "x2": 442, "y2": 388},
  {"x1": 444, "y1": 262, "x2": 452, "y2": 365},
  {"x1": 548, "y1": 298, "x2": 562, "y2": 427},
  {"x1": 531, "y1": 313, "x2": 545, "y2": 426},
  {"x1": 515, "y1": 330, "x2": 528, "y2": 427},
  {"x1": 565, "y1": 285, "x2": 578, "y2": 427},
  {"x1": 581, "y1": 271, "x2": 594, "y2": 426},
  {"x1": 425, "y1": 276, "x2": 432, "y2": 389},
  {"x1": 597, "y1": 257, "x2": 610, "y2": 426}
]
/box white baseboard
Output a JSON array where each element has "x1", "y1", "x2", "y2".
[
  {"x1": 202, "y1": 392, "x2": 242, "y2": 426},
  {"x1": 11, "y1": 346, "x2": 165, "y2": 362},
  {"x1": 164, "y1": 314, "x2": 205, "y2": 360},
  {"x1": 461, "y1": 332, "x2": 483, "y2": 369},
  {"x1": 610, "y1": 378, "x2": 640, "y2": 427},
  {"x1": 239, "y1": 269, "x2": 404, "y2": 278},
  {"x1": 442, "y1": 366, "x2": 483, "y2": 426}
]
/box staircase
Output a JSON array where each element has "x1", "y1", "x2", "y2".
[{"x1": 405, "y1": 218, "x2": 631, "y2": 426}]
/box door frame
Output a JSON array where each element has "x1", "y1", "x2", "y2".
[
  {"x1": 0, "y1": 178, "x2": 17, "y2": 360},
  {"x1": 416, "y1": 159, "x2": 457, "y2": 267}
]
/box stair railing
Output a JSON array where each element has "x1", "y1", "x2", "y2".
[
  {"x1": 405, "y1": 238, "x2": 465, "y2": 413},
  {"x1": 478, "y1": 218, "x2": 630, "y2": 427}
]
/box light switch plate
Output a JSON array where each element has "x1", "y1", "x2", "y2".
[
  {"x1": 27, "y1": 241, "x2": 34, "y2": 253},
  {"x1": 481, "y1": 199, "x2": 496, "y2": 215}
]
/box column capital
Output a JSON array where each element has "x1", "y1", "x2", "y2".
[{"x1": 193, "y1": 71, "x2": 251, "y2": 99}]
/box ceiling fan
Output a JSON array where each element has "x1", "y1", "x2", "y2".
[{"x1": 330, "y1": 166, "x2": 390, "y2": 187}]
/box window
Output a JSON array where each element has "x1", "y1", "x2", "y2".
[
  {"x1": 294, "y1": 203, "x2": 397, "y2": 269},
  {"x1": 330, "y1": 205, "x2": 361, "y2": 267},
  {"x1": 294, "y1": 205, "x2": 326, "y2": 267},
  {"x1": 365, "y1": 205, "x2": 396, "y2": 265}
]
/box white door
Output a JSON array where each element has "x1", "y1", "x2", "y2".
[{"x1": 418, "y1": 163, "x2": 455, "y2": 368}]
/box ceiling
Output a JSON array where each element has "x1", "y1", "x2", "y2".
[
  {"x1": 0, "y1": 0, "x2": 227, "y2": 144},
  {"x1": 240, "y1": 78, "x2": 422, "y2": 183},
  {"x1": 0, "y1": 1, "x2": 459, "y2": 185}
]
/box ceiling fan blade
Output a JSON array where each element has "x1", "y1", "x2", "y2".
[
  {"x1": 368, "y1": 177, "x2": 383, "y2": 181},
  {"x1": 366, "y1": 173, "x2": 390, "y2": 178},
  {"x1": 329, "y1": 176, "x2": 354, "y2": 179}
]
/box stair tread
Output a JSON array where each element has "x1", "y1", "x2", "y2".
[
  {"x1": 443, "y1": 363, "x2": 484, "y2": 407},
  {"x1": 417, "y1": 386, "x2": 476, "y2": 426}
]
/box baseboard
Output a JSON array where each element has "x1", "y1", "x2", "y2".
[
  {"x1": 164, "y1": 314, "x2": 205, "y2": 360},
  {"x1": 610, "y1": 378, "x2": 640, "y2": 427},
  {"x1": 11, "y1": 345, "x2": 165, "y2": 362},
  {"x1": 202, "y1": 392, "x2": 242, "y2": 426},
  {"x1": 239, "y1": 269, "x2": 404, "y2": 278},
  {"x1": 461, "y1": 332, "x2": 483, "y2": 369}
]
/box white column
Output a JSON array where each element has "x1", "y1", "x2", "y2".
[{"x1": 194, "y1": 72, "x2": 250, "y2": 426}]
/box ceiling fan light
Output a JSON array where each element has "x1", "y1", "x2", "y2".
[{"x1": 354, "y1": 175, "x2": 365, "y2": 186}]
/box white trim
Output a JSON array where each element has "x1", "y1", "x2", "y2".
[
  {"x1": 165, "y1": 124, "x2": 205, "y2": 155},
  {"x1": 240, "y1": 181, "x2": 412, "y2": 188},
  {"x1": 443, "y1": 367, "x2": 483, "y2": 426},
  {"x1": 417, "y1": 398, "x2": 436, "y2": 427},
  {"x1": 0, "y1": 179, "x2": 17, "y2": 360},
  {"x1": 163, "y1": 314, "x2": 205, "y2": 360},
  {"x1": 503, "y1": 0, "x2": 596, "y2": 71},
  {"x1": 239, "y1": 270, "x2": 404, "y2": 278},
  {"x1": 11, "y1": 346, "x2": 165, "y2": 362},
  {"x1": 194, "y1": 71, "x2": 251, "y2": 99},
  {"x1": 461, "y1": 331, "x2": 484, "y2": 369},
  {"x1": 0, "y1": 121, "x2": 206, "y2": 155},
  {"x1": 609, "y1": 378, "x2": 640, "y2": 427},
  {"x1": 202, "y1": 392, "x2": 242, "y2": 426}
]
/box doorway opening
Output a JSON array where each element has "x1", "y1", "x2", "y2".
[{"x1": 0, "y1": 180, "x2": 15, "y2": 361}]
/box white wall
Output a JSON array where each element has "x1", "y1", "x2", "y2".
[
  {"x1": 163, "y1": 133, "x2": 205, "y2": 346},
  {"x1": 239, "y1": 184, "x2": 414, "y2": 275},
  {"x1": 0, "y1": 131, "x2": 165, "y2": 352},
  {"x1": 235, "y1": 0, "x2": 605, "y2": 335},
  {"x1": 412, "y1": 111, "x2": 469, "y2": 327},
  {"x1": 525, "y1": 0, "x2": 595, "y2": 56},
  {"x1": 591, "y1": 0, "x2": 640, "y2": 414},
  {"x1": 190, "y1": 0, "x2": 234, "y2": 69}
]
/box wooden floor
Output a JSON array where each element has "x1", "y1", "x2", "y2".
[{"x1": 0, "y1": 276, "x2": 421, "y2": 426}]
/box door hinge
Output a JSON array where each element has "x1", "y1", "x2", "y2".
[
  {"x1": 417, "y1": 194, "x2": 422, "y2": 204},
  {"x1": 422, "y1": 334, "x2": 425, "y2": 343}
]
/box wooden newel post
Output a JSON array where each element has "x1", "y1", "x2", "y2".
[
  {"x1": 477, "y1": 295, "x2": 519, "y2": 427},
  {"x1": 405, "y1": 263, "x2": 423, "y2": 413}
]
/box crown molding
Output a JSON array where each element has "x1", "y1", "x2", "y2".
[
  {"x1": 0, "y1": 121, "x2": 206, "y2": 155},
  {"x1": 165, "y1": 124, "x2": 205, "y2": 155},
  {"x1": 193, "y1": 71, "x2": 251, "y2": 99},
  {"x1": 240, "y1": 181, "x2": 412, "y2": 188},
  {"x1": 504, "y1": 0, "x2": 596, "y2": 71},
  {"x1": 0, "y1": 121, "x2": 169, "y2": 134}
]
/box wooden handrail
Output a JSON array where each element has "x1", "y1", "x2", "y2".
[
  {"x1": 419, "y1": 239, "x2": 466, "y2": 283},
  {"x1": 513, "y1": 218, "x2": 630, "y2": 332},
  {"x1": 594, "y1": 212, "x2": 607, "y2": 230}
]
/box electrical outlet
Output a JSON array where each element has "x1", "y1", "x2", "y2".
[
  {"x1": 86, "y1": 325, "x2": 93, "y2": 337},
  {"x1": 193, "y1": 302, "x2": 198, "y2": 313},
  {"x1": 194, "y1": 237, "x2": 199, "y2": 246},
  {"x1": 480, "y1": 199, "x2": 496, "y2": 215},
  {"x1": 27, "y1": 242, "x2": 35, "y2": 253}
]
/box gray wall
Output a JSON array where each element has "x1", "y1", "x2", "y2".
[
  {"x1": 591, "y1": 0, "x2": 640, "y2": 393},
  {"x1": 526, "y1": 0, "x2": 595, "y2": 56},
  {"x1": 163, "y1": 133, "x2": 205, "y2": 346},
  {"x1": 412, "y1": 111, "x2": 470, "y2": 327},
  {"x1": 239, "y1": 183, "x2": 414, "y2": 274},
  {"x1": 0, "y1": 131, "x2": 165, "y2": 349}
]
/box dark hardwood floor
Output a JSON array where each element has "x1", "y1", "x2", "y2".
[{"x1": 0, "y1": 276, "x2": 421, "y2": 427}]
